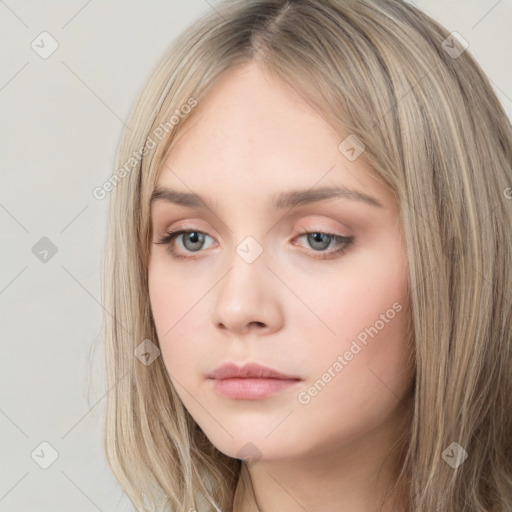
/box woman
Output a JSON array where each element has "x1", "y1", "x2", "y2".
[{"x1": 101, "y1": 1, "x2": 512, "y2": 510}]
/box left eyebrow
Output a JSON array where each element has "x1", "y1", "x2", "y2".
[
  {"x1": 272, "y1": 186, "x2": 383, "y2": 209},
  {"x1": 150, "y1": 185, "x2": 384, "y2": 210}
]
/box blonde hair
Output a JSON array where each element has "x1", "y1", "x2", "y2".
[{"x1": 101, "y1": 0, "x2": 512, "y2": 510}]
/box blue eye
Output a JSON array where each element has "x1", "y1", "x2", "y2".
[
  {"x1": 156, "y1": 229, "x2": 214, "y2": 257},
  {"x1": 154, "y1": 228, "x2": 354, "y2": 260},
  {"x1": 176, "y1": 231, "x2": 206, "y2": 252},
  {"x1": 303, "y1": 232, "x2": 339, "y2": 251},
  {"x1": 295, "y1": 231, "x2": 354, "y2": 259}
]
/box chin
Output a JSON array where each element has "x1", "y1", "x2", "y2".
[{"x1": 203, "y1": 426, "x2": 300, "y2": 465}]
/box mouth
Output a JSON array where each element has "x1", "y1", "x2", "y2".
[{"x1": 207, "y1": 362, "x2": 302, "y2": 400}]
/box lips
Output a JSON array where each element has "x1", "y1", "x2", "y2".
[
  {"x1": 207, "y1": 362, "x2": 302, "y2": 400},
  {"x1": 207, "y1": 362, "x2": 300, "y2": 380}
]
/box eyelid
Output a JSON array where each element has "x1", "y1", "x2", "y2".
[
  {"x1": 292, "y1": 221, "x2": 349, "y2": 236},
  {"x1": 154, "y1": 220, "x2": 354, "y2": 260},
  {"x1": 156, "y1": 221, "x2": 348, "y2": 244},
  {"x1": 156, "y1": 223, "x2": 216, "y2": 246}
]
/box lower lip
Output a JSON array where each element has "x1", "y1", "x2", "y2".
[{"x1": 210, "y1": 377, "x2": 300, "y2": 400}]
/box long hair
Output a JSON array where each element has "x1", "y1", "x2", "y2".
[{"x1": 101, "y1": 1, "x2": 512, "y2": 510}]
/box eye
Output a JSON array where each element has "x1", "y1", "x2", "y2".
[
  {"x1": 294, "y1": 231, "x2": 354, "y2": 259},
  {"x1": 155, "y1": 227, "x2": 215, "y2": 258},
  {"x1": 154, "y1": 227, "x2": 354, "y2": 261}
]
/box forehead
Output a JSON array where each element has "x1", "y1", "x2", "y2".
[
  {"x1": 165, "y1": 62, "x2": 335, "y2": 159},
  {"x1": 153, "y1": 61, "x2": 393, "y2": 212}
]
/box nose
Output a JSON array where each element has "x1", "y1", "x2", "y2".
[{"x1": 212, "y1": 248, "x2": 284, "y2": 336}]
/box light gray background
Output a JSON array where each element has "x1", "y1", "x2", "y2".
[{"x1": 1, "y1": 1, "x2": 511, "y2": 511}]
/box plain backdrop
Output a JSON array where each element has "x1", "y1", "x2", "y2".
[{"x1": 1, "y1": 1, "x2": 511, "y2": 510}]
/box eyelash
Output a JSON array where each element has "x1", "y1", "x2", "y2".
[{"x1": 154, "y1": 226, "x2": 354, "y2": 260}]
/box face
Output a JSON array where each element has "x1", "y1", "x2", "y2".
[{"x1": 148, "y1": 62, "x2": 414, "y2": 464}]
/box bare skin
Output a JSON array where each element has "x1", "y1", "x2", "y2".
[{"x1": 148, "y1": 61, "x2": 414, "y2": 512}]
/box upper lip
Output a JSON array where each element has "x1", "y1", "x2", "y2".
[{"x1": 207, "y1": 362, "x2": 301, "y2": 380}]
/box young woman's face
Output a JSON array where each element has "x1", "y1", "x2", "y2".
[{"x1": 148, "y1": 62, "x2": 414, "y2": 464}]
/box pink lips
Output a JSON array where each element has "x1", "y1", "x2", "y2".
[{"x1": 207, "y1": 362, "x2": 301, "y2": 400}]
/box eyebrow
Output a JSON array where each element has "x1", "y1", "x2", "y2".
[{"x1": 150, "y1": 185, "x2": 384, "y2": 210}]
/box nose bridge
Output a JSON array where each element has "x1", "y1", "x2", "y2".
[
  {"x1": 218, "y1": 234, "x2": 268, "y2": 311},
  {"x1": 212, "y1": 233, "x2": 282, "y2": 334},
  {"x1": 235, "y1": 234, "x2": 265, "y2": 266}
]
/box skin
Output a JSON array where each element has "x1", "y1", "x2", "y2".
[{"x1": 148, "y1": 61, "x2": 414, "y2": 512}]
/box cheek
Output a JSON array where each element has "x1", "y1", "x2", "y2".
[
  {"x1": 292, "y1": 246, "x2": 409, "y2": 359},
  {"x1": 147, "y1": 259, "x2": 211, "y2": 375},
  {"x1": 291, "y1": 286, "x2": 412, "y2": 450},
  {"x1": 148, "y1": 257, "x2": 204, "y2": 333},
  {"x1": 291, "y1": 242, "x2": 413, "y2": 421}
]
